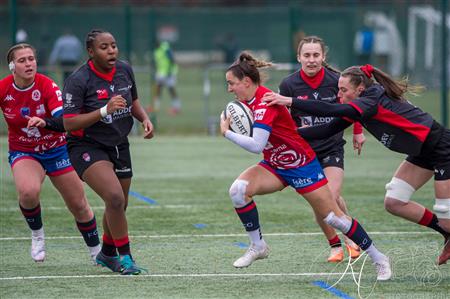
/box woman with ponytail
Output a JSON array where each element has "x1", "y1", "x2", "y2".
[
  {"x1": 263, "y1": 64, "x2": 450, "y2": 265},
  {"x1": 221, "y1": 53, "x2": 391, "y2": 281}
]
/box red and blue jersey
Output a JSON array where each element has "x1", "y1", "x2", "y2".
[
  {"x1": 0, "y1": 73, "x2": 66, "y2": 152},
  {"x1": 245, "y1": 85, "x2": 316, "y2": 169}
]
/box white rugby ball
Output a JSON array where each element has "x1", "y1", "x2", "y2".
[{"x1": 224, "y1": 100, "x2": 254, "y2": 136}]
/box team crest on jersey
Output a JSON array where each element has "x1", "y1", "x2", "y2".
[
  {"x1": 32, "y1": 90, "x2": 41, "y2": 101},
  {"x1": 96, "y1": 89, "x2": 109, "y2": 100},
  {"x1": 20, "y1": 107, "x2": 30, "y2": 118},
  {"x1": 82, "y1": 152, "x2": 91, "y2": 162},
  {"x1": 4, "y1": 94, "x2": 15, "y2": 102}
]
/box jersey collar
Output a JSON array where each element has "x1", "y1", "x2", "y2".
[
  {"x1": 300, "y1": 67, "x2": 325, "y2": 90},
  {"x1": 88, "y1": 60, "x2": 116, "y2": 82}
]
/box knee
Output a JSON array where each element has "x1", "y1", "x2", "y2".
[
  {"x1": 68, "y1": 196, "x2": 92, "y2": 218},
  {"x1": 104, "y1": 192, "x2": 125, "y2": 211},
  {"x1": 17, "y1": 185, "x2": 40, "y2": 205},
  {"x1": 434, "y1": 198, "x2": 450, "y2": 221},
  {"x1": 384, "y1": 177, "x2": 415, "y2": 213},
  {"x1": 229, "y1": 179, "x2": 249, "y2": 208}
]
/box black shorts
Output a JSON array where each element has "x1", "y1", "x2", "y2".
[
  {"x1": 316, "y1": 147, "x2": 344, "y2": 170},
  {"x1": 406, "y1": 129, "x2": 450, "y2": 180},
  {"x1": 67, "y1": 138, "x2": 133, "y2": 179}
]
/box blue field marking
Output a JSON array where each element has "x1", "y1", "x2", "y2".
[
  {"x1": 233, "y1": 242, "x2": 248, "y2": 248},
  {"x1": 193, "y1": 223, "x2": 207, "y2": 229},
  {"x1": 312, "y1": 280, "x2": 355, "y2": 299},
  {"x1": 129, "y1": 190, "x2": 157, "y2": 205}
]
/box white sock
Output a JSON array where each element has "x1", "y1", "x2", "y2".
[
  {"x1": 248, "y1": 229, "x2": 264, "y2": 248},
  {"x1": 32, "y1": 227, "x2": 44, "y2": 238},
  {"x1": 88, "y1": 244, "x2": 101, "y2": 257},
  {"x1": 365, "y1": 244, "x2": 386, "y2": 263}
]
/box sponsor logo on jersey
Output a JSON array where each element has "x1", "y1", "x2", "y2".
[
  {"x1": 313, "y1": 92, "x2": 319, "y2": 100},
  {"x1": 21, "y1": 127, "x2": 41, "y2": 138},
  {"x1": 4, "y1": 113, "x2": 15, "y2": 119},
  {"x1": 109, "y1": 85, "x2": 115, "y2": 92},
  {"x1": 96, "y1": 89, "x2": 109, "y2": 100},
  {"x1": 56, "y1": 158, "x2": 71, "y2": 169},
  {"x1": 292, "y1": 177, "x2": 313, "y2": 187},
  {"x1": 254, "y1": 108, "x2": 266, "y2": 121},
  {"x1": 297, "y1": 95, "x2": 308, "y2": 100},
  {"x1": 380, "y1": 133, "x2": 395, "y2": 148},
  {"x1": 4, "y1": 94, "x2": 15, "y2": 101},
  {"x1": 115, "y1": 167, "x2": 131, "y2": 173},
  {"x1": 55, "y1": 89, "x2": 63, "y2": 101},
  {"x1": 313, "y1": 116, "x2": 334, "y2": 124},
  {"x1": 82, "y1": 152, "x2": 91, "y2": 162},
  {"x1": 118, "y1": 85, "x2": 132, "y2": 92},
  {"x1": 32, "y1": 90, "x2": 41, "y2": 101},
  {"x1": 36, "y1": 104, "x2": 46, "y2": 115}
]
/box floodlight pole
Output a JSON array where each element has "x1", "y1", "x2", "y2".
[{"x1": 441, "y1": 0, "x2": 449, "y2": 128}]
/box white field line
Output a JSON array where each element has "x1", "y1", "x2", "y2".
[
  {"x1": 0, "y1": 204, "x2": 193, "y2": 212},
  {"x1": 0, "y1": 231, "x2": 434, "y2": 241},
  {"x1": 0, "y1": 272, "x2": 351, "y2": 281}
]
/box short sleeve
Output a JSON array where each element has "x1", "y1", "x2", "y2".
[
  {"x1": 63, "y1": 75, "x2": 86, "y2": 117},
  {"x1": 43, "y1": 78, "x2": 64, "y2": 116}
]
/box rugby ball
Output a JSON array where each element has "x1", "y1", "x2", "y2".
[{"x1": 224, "y1": 100, "x2": 254, "y2": 136}]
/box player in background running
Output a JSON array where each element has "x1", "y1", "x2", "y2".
[
  {"x1": 220, "y1": 52, "x2": 391, "y2": 280},
  {"x1": 0, "y1": 43, "x2": 100, "y2": 263},
  {"x1": 279, "y1": 36, "x2": 365, "y2": 262},
  {"x1": 263, "y1": 64, "x2": 450, "y2": 265}
]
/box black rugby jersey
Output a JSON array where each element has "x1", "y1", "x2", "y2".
[
  {"x1": 63, "y1": 60, "x2": 137, "y2": 146},
  {"x1": 349, "y1": 84, "x2": 443, "y2": 155},
  {"x1": 279, "y1": 67, "x2": 345, "y2": 154}
]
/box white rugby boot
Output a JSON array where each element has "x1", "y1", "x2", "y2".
[
  {"x1": 31, "y1": 228, "x2": 45, "y2": 262},
  {"x1": 374, "y1": 255, "x2": 392, "y2": 281},
  {"x1": 233, "y1": 241, "x2": 269, "y2": 268}
]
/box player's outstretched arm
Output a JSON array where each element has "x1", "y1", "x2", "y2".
[{"x1": 298, "y1": 118, "x2": 352, "y2": 140}]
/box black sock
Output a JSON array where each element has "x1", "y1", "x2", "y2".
[
  {"x1": 115, "y1": 236, "x2": 131, "y2": 256},
  {"x1": 235, "y1": 200, "x2": 260, "y2": 232},
  {"x1": 102, "y1": 234, "x2": 117, "y2": 257},
  {"x1": 76, "y1": 216, "x2": 100, "y2": 247},
  {"x1": 345, "y1": 219, "x2": 373, "y2": 250},
  {"x1": 20, "y1": 204, "x2": 43, "y2": 230}
]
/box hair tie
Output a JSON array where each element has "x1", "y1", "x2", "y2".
[{"x1": 360, "y1": 64, "x2": 374, "y2": 78}]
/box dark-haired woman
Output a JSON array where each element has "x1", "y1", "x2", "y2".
[
  {"x1": 62, "y1": 30, "x2": 154, "y2": 275},
  {"x1": 279, "y1": 36, "x2": 365, "y2": 262},
  {"x1": 221, "y1": 52, "x2": 391, "y2": 280},
  {"x1": 263, "y1": 64, "x2": 450, "y2": 265},
  {"x1": 0, "y1": 43, "x2": 100, "y2": 263}
]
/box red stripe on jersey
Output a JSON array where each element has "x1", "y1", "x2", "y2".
[
  {"x1": 235, "y1": 201, "x2": 256, "y2": 214},
  {"x1": 88, "y1": 60, "x2": 116, "y2": 82},
  {"x1": 373, "y1": 105, "x2": 430, "y2": 142},
  {"x1": 300, "y1": 68, "x2": 325, "y2": 90},
  {"x1": 70, "y1": 129, "x2": 84, "y2": 137},
  {"x1": 348, "y1": 102, "x2": 363, "y2": 114},
  {"x1": 346, "y1": 219, "x2": 358, "y2": 237}
]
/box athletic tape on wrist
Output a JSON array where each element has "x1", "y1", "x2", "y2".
[{"x1": 100, "y1": 105, "x2": 108, "y2": 117}]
